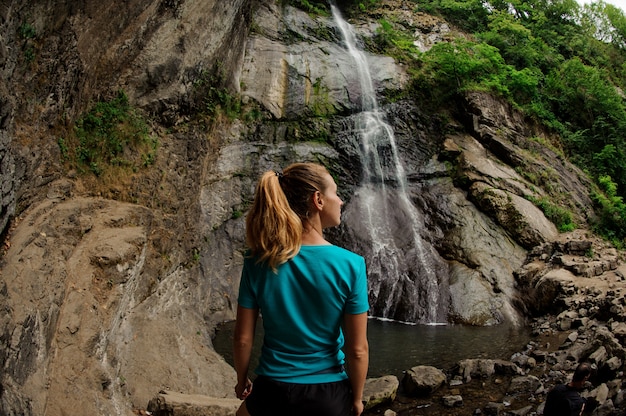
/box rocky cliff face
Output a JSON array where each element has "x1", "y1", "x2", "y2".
[
  {"x1": 0, "y1": 0, "x2": 617, "y2": 415},
  {"x1": 1, "y1": 1, "x2": 253, "y2": 414}
]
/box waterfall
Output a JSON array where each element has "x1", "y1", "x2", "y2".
[{"x1": 331, "y1": 5, "x2": 449, "y2": 324}]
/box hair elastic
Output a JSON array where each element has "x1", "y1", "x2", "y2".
[{"x1": 275, "y1": 170, "x2": 284, "y2": 178}]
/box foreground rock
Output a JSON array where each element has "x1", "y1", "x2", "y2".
[
  {"x1": 363, "y1": 375, "x2": 399, "y2": 409},
  {"x1": 147, "y1": 391, "x2": 240, "y2": 416},
  {"x1": 402, "y1": 365, "x2": 446, "y2": 396},
  {"x1": 144, "y1": 377, "x2": 399, "y2": 415}
]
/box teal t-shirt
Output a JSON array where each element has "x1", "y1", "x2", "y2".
[{"x1": 237, "y1": 245, "x2": 369, "y2": 383}]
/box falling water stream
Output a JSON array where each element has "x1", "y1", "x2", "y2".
[{"x1": 330, "y1": 5, "x2": 449, "y2": 323}]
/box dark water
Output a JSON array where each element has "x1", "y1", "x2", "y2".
[{"x1": 212, "y1": 318, "x2": 531, "y2": 378}]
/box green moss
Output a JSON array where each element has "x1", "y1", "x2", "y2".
[{"x1": 310, "y1": 77, "x2": 336, "y2": 117}]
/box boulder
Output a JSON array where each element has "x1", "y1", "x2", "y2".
[
  {"x1": 483, "y1": 401, "x2": 505, "y2": 415},
  {"x1": 456, "y1": 359, "x2": 523, "y2": 382},
  {"x1": 146, "y1": 391, "x2": 240, "y2": 416},
  {"x1": 592, "y1": 399, "x2": 616, "y2": 416},
  {"x1": 402, "y1": 366, "x2": 446, "y2": 396},
  {"x1": 363, "y1": 375, "x2": 399, "y2": 409},
  {"x1": 507, "y1": 375, "x2": 541, "y2": 394},
  {"x1": 469, "y1": 182, "x2": 558, "y2": 249},
  {"x1": 507, "y1": 405, "x2": 533, "y2": 416},
  {"x1": 442, "y1": 395, "x2": 463, "y2": 407},
  {"x1": 584, "y1": 383, "x2": 610, "y2": 407},
  {"x1": 589, "y1": 345, "x2": 609, "y2": 366}
]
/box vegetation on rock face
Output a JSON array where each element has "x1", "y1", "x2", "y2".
[
  {"x1": 350, "y1": 0, "x2": 626, "y2": 245},
  {"x1": 526, "y1": 195, "x2": 576, "y2": 233},
  {"x1": 194, "y1": 67, "x2": 243, "y2": 120},
  {"x1": 59, "y1": 90, "x2": 158, "y2": 177},
  {"x1": 18, "y1": 20, "x2": 37, "y2": 63},
  {"x1": 593, "y1": 175, "x2": 626, "y2": 247},
  {"x1": 281, "y1": 0, "x2": 330, "y2": 14},
  {"x1": 193, "y1": 63, "x2": 264, "y2": 125},
  {"x1": 282, "y1": 0, "x2": 381, "y2": 15}
]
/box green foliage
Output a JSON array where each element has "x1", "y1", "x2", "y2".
[
  {"x1": 310, "y1": 77, "x2": 336, "y2": 116},
  {"x1": 370, "y1": 19, "x2": 422, "y2": 62},
  {"x1": 57, "y1": 137, "x2": 69, "y2": 161},
  {"x1": 282, "y1": 0, "x2": 381, "y2": 16},
  {"x1": 396, "y1": 0, "x2": 626, "y2": 241},
  {"x1": 592, "y1": 175, "x2": 626, "y2": 247},
  {"x1": 356, "y1": 0, "x2": 381, "y2": 12},
  {"x1": 281, "y1": 0, "x2": 329, "y2": 15},
  {"x1": 527, "y1": 195, "x2": 577, "y2": 232},
  {"x1": 415, "y1": 38, "x2": 541, "y2": 104},
  {"x1": 23, "y1": 47, "x2": 35, "y2": 63},
  {"x1": 191, "y1": 248, "x2": 201, "y2": 264},
  {"x1": 195, "y1": 68, "x2": 243, "y2": 120},
  {"x1": 18, "y1": 22, "x2": 37, "y2": 39},
  {"x1": 71, "y1": 90, "x2": 158, "y2": 176},
  {"x1": 18, "y1": 21, "x2": 37, "y2": 62},
  {"x1": 419, "y1": 0, "x2": 490, "y2": 32},
  {"x1": 541, "y1": 58, "x2": 626, "y2": 195}
]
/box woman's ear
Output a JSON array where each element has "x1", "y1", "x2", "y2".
[{"x1": 312, "y1": 191, "x2": 324, "y2": 210}]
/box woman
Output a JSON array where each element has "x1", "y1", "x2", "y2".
[{"x1": 233, "y1": 162, "x2": 369, "y2": 416}]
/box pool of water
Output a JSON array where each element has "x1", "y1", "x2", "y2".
[{"x1": 212, "y1": 318, "x2": 531, "y2": 378}]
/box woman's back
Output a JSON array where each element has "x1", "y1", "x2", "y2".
[{"x1": 238, "y1": 245, "x2": 368, "y2": 383}]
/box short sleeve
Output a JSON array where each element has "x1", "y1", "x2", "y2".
[
  {"x1": 345, "y1": 257, "x2": 369, "y2": 314},
  {"x1": 237, "y1": 259, "x2": 258, "y2": 309}
]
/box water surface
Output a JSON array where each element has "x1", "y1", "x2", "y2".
[{"x1": 213, "y1": 318, "x2": 531, "y2": 378}]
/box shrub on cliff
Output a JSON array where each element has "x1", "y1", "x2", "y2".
[
  {"x1": 58, "y1": 90, "x2": 158, "y2": 177},
  {"x1": 394, "y1": 0, "x2": 626, "y2": 245}
]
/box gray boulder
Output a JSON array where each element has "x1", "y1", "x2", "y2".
[
  {"x1": 363, "y1": 375, "x2": 399, "y2": 410},
  {"x1": 147, "y1": 391, "x2": 240, "y2": 416},
  {"x1": 442, "y1": 395, "x2": 463, "y2": 407},
  {"x1": 402, "y1": 365, "x2": 446, "y2": 396},
  {"x1": 507, "y1": 375, "x2": 542, "y2": 394},
  {"x1": 456, "y1": 359, "x2": 523, "y2": 382}
]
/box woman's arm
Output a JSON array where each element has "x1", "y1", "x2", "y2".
[
  {"x1": 233, "y1": 305, "x2": 259, "y2": 399},
  {"x1": 343, "y1": 312, "x2": 369, "y2": 416}
]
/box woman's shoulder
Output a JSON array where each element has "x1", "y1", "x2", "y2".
[{"x1": 300, "y1": 244, "x2": 364, "y2": 261}]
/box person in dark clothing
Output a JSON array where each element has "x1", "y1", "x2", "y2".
[{"x1": 543, "y1": 362, "x2": 592, "y2": 416}]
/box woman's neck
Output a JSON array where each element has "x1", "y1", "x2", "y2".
[{"x1": 301, "y1": 224, "x2": 329, "y2": 245}]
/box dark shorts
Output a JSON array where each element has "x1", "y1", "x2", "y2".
[{"x1": 244, "y1": 376, "x2": 352, "y2": 416}]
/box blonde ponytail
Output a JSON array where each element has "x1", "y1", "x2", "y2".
[{"x1": 245, "y1": 163, "x2": 330, "y2": 271}]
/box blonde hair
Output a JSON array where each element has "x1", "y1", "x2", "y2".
[{"x1": 246, "y1": 162, "x2": 330, "y2": 271}]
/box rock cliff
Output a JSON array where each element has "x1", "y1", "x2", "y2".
[{"x1": 0, "y1": 0, "x2": 619, "y2": 415}]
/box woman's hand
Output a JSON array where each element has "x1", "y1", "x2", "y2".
[
  {"x1": 233, "y1": 306, "x2": 258, "y2": 401},
  {"x1": 352, "y1": 399, "x2": 364, "y2": 416},
  {"x1": 235, "y1": 378, "x2": 252, "y2": 400},
  {"x1": 343, "y1": 313, "x2": 368, "y2": 416}
]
